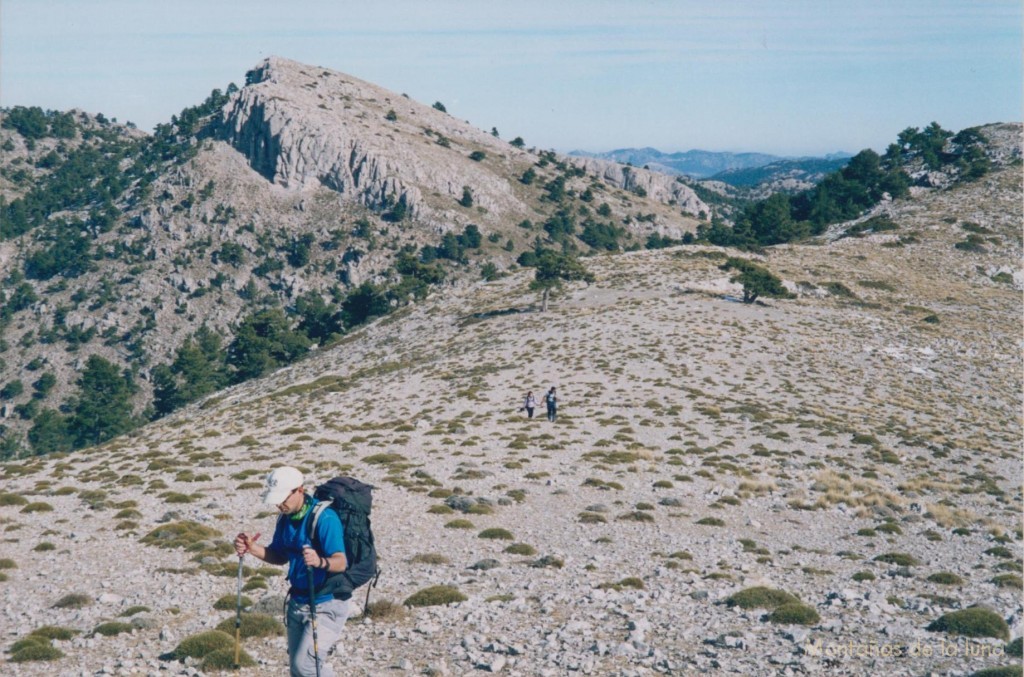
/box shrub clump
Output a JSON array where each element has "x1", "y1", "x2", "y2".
[
  {"x1": 404, "y1": 585, "x2": 467, "y2": 608},
  {"x1": 767, "y1": 603, "x2": 821, "y2": 625},
  {"x1": 93, "y1": 621, "x2": 133, "y2": 637},
  {"x1": 618, "y1": 511, "x2": 655, "y2": 523},
  {"x1": 927, "y1": 572, "x2": 964, "y2": 585},
  {"x1": 926, "y1": 608, "x2": 1010, "y2": 640},
  {"x1": 140, "y1": 521, "x2": 222, "y2": 550},
  {"x1": 213, "y1": 594, "x2": 252, "y2": 610},
  {"x1": 726, "y1": 587, "x2": 800, "y2": 610},
  {"x1": 968, "y1": 667, "x2": 1024, "y2": 677},
  {"x1": 10, "y1": 642, "x2": 64, "y2": 662},
  {"x1": 409, "y1": 553, "x2": 450, "y2": 565},
  {"x1": 990, "y1": 574, "x2": 1023, "y2": 589},
  {"x1": 201, "y1": 647, "x2": 257, "y2": 670},
  {"x1": 214, "y1": 613, "x2": 284, "y2": 639},
  {"x1": 29, "y1": 625, "x2": 79, "y2": 640},
  {"x1": 21, "y1": 501, "x2": 54, "y2": 513},
  {"x1": 696, "y1": 517, "x2": 725, "y2": 527},
  {"x1": 478, "y1": 528, "x2": 514, "y2": 540},
  {"x1": 598, "y1": 577, "x2": 645, "y2": 591},
  {"x1": 873, "y1": 552, "x2": 920, "y2": 566},
  {"x1": 53, "y1": 593, "x2": 92, "y2": 609},
  {"x1": 530, "y1": 555, "x2": 564, "y2": 569},
  {"x1": 170, "y1": 630, "x2": 236, "y2": 659},
  {"x1": 0, "y1": 492, "x2": 29, "y2": 506},
  {"x1": 504, "y1": 543, "x2": 537, "y2": 556},
  {"x1": 444, "y1": 519, "x2": 474, "y2": 529},
  {"x1": 364, "y1": 599, "x2": 409, "y2": 621}
]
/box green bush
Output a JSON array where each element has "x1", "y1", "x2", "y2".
[
  {"x1": 0, "y1": 492, "x2": 29, "y2": 506},
  {"x1": 504, "y1": 543, "x2": 536, "y2": 556},
  {"x1": 696, "y1": 517, "x2": 725, "y2": 527},
  {"x1": 852, "y1": 571, "x2": 876, "y2": 582},
  {"x1": 984, "y1": 546, "x2": 1013, "y2": 558},
  {"x1": 578, "y1": 511, "x2": 607, "y2": 524},
  {"x1": 969, "y1": 666, "x2": 1022, "y2": 677},
  {"x1": 726, "y1": 587, "x2": 800, "y2": 610},
  {"x1": 0, "y1": 558, "x2": 17, "y2": 569},
  {"x1": 444, "y1": 519, "x2": 474, "y2": 529},
  {"x1": 10, "y1": 643, "x2": 64, "y2": 662},
  {"x1": 213, "y1": 594, "x2": 252, "y2": 610},
  {"x1": 364, "y1": 599, "x2": 409, "y2": 621},
  {"x1": 767, "y1": 603, "x2": 820, "y2": 625},
  {"x1": 171, "y1": 630, "x2": 236, "y2": 659},
  {"x1": 873, "y1": 552, "x2": 919, "y2": 566},
  {"x1": 9, "y1": 636, "x2": 49, "y2": 653},
  {"x1": 214, "y1": 613, "x2": 283, "y2": 639},
  {"x1": 530, "y1": 555, "x2": 564, "y2": 569},
  {"x1": 619, "y1": 511, "x2": 655, "y2": 523},
  {"x1": 29, "y1": 625, "x2": 79, "y2": 640},
  {"x1": 991, "y1": 574, "x2": 1023, "y2": 589},
  {"x1": 927, "y1": 572, "x2": 964, "y2": 585},
  {"x1": 53, "y1": 593, "x2": 92, "y2": 609},
  {"x1": 140, "y1": 520, "x2": 222, "y2": 550},
  {"x1": 598, "y1": 577, "x2": 645, "y2": 591},
  {"x1": 404, "y1": 585, "x2": 467, "y2": 607},
  {"x1": 1005, "y1": 637, "x2": 1022, "y2": 657},
  {"x1": 93, "y1": 621, "x2": 133, "y2": 636},
  {"x1": 478, "y1": 528, "x2": 514, "y2": 540},
  {"x1": 926, "y1": 608, "x2": 1010, "y2": 640},
  {"x1": 201, "y1": 647, "x2": 257, "y2": 670}
]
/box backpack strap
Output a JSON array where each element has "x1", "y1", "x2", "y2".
[{"x1": 307, "y1": 501, "x2": 331, "y2": 551}]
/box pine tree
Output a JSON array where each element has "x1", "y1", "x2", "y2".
[{"x1": 67, "y1": 355, "x2": 137, "y2": 448}]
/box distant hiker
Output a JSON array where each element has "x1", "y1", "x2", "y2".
[
  {"x1": 545, "y1": 387, "x2": 558, "y2": 422},
  {"x1": 234, "y1": 467, "x2": 350, "y2": 677},
  {"x1": 523, "y1": 391, "x2": 537, "y2": 418}
]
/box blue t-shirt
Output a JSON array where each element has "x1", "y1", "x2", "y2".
[{"x1": 269, "y1": 497, "x2": 345, "y2": 604}]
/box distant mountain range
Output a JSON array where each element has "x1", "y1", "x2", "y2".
[{"x1": 568, "y1": 147, "x2": 853, "y2": 185}]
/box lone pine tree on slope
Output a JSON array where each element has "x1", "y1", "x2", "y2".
[{"x1": 530, "y1": 250, "x2": 595, "y2": 311}]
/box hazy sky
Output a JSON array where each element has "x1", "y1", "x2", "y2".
[{"x1": 2, "y1": 1, "x2": 1020, "y2": 156}]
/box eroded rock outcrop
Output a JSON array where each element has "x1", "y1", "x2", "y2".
[
  {"x1": 219, "y1": 57, "x2": 531, "y2": 220},
  {"x1": 569, "y1": 156, "x2": 708, "y2": 217}
]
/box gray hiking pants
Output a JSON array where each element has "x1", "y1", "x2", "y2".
[{"x1": 286, "y1": 597, "x2": 352, "y2": 677}]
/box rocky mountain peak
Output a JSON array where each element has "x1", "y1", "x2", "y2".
[{"x1": 219, "y1": 56, "x2": 708, "y2": 227}]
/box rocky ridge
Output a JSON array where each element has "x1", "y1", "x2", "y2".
[{"x1": 0, "y1": 56, "x2": 709, "y2": 446}]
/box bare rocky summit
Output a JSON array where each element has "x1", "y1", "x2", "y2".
[{"x1": 0, "y1": 148, "x2": 1021, "y2": 674}]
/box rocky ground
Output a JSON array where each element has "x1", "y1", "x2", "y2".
[{"x1": 1, "y1": 165, "x2": 1021, "y2": 675}]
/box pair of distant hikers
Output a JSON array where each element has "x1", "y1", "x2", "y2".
[
  {"x1": 523, "y1": 386, "x2": 558, "y2": 421},
  {"x1": 235, "y1": 466, "x2": 351, "y2": 677}
]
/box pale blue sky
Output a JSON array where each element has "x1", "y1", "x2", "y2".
[{"x1": 2, "y1": 1, "x2": 1020, "y2": 156}]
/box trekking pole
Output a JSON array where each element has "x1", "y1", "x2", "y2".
[
  {"x1": 234, "y1": 533, "x2": 258, "y2": 669},
  {"x1": 307, "y1": 562, "x2": 322, "y2": 677}
]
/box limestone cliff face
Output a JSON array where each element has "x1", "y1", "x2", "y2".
[
  {"x1": 570, "y1": 156, "x2": 708, "y2": 217},
  {"x1": 219, "y1": 57, "x2": 535, "y2": 223},
  {"x1": 219, "y1": 57, "x2": 709, "y2": 227}
]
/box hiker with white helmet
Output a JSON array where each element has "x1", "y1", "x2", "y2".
[{"x1": 235, "y1": 466, "x2": 350, "y2": 677}]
